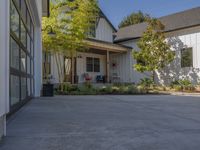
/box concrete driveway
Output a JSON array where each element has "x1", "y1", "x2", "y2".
[{"x1": 1, "y1": 95, "x2": 200, "y2": 150}]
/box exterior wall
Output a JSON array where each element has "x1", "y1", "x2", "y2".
[
  {"x1": 118, "y1": 40, "x2": 151, "y2": 84},
  {"x1": 0, "y1": 0, "x2": 43, "y2": 138},
  {"x1": 118, "y1": 26, "x2": 200, "y2": 85},
  {"x1": 155, "y1": 26, "x2": 200, "y2": 85},
  {"x1": 29, "y1": 0, "x2": 43, "y2": 97},
  {"x1": 77, "y1": 52, "x2": 106, "y2": 83},
  {"x1": 110, "y1": 52, "x2": 132, "y2": 83},
  {"x1": 0, "y1": 0, "x2": 10, "y2": 138},
  {"x1": 95, "y1": 18, "x2": 114, "y2": 42}
]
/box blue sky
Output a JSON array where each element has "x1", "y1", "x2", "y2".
[{"x1": 98, "y1": 0, "x2": 200, "y2": 28}]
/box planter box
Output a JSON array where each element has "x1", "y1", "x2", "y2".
[{"x1": 43, "y1": 84, "x2": 54, "y2": 97}]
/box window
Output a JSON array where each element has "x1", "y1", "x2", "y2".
[
  {"x1": 21, "y1": 77, "x2": 27, "y2": 100},
  {"x1": 94, "y1": 58, "x2": 100, "y2": 72},
  {"x1": 10, "y1": 0, "x2": 35, "y2": 111},
  {"x1": 21, "y1": 20, "x2": 26, "y2": 47},
  {"x1": 181, "y1": 48, "x2": 193, "y2": 68},
  {"x1": 43, "y1": 52, "x2": 51, "y2": 78},
  {"x1": 86, "y1": 57, "x2": 100, "y2": 72},
  {"x1": 10, "y1": 0, "x2": 20, "y2": 38},
  {"x1": 20, "y1": 50, "x2": 26, "y2": 72},
  {"x1": 86, "y1": 57, "x2": 93, "y2": 72},
  {"x1": 10, "y1": 75, "x2": 20, "y2": 106},
  {"x1": 10, "y1": 38, "x2": 19, "y2": 69}
]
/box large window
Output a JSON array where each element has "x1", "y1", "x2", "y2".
[
  {"x1": 181, "y1": 48, "x2": 193, "y2": 68},
  {"x1": 86, "y1": 57, "x2": 100, "y2": 72},
  {"x1": 10, "y1": 0, "x2": 34, "y2": 110}
]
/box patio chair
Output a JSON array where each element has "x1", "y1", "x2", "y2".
[{"x1": 83, "y1": 73, "x2": 92, "y2": 82}]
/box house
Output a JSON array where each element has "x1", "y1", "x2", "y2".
[
  {"x1": 47, "y1": 7, "x2": 200, "y2": 85},
  {"x1": 115, "y1": 7, "x2": 200, "y2": 85},
  {"x1": 45, "y1": 10, "x2": 132, "y2": 84},
  {"x1": 0, "y1": 0, "x2": 50, "y2": 139}
]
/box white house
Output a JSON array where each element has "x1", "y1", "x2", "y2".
[
  {"x1": 115, "y1": 7, "x2": 200, "y2": 85},
  {"x1": 0, "y1": 0, "x2": 49, "y2": 139},
  {"x1": 47, "y1": 7, "x2": 200, "y2": 85}
]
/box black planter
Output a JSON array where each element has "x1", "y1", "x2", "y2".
[{"x1": 43, "y1": 84, "x2": 54, "y2": 97}]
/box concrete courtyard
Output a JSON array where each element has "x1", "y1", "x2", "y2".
[{"x1": 0, "y1": 95, "x2": 200, "y2": 150}]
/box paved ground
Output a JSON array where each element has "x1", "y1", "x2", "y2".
[{"x1": 1, "y1": 95, "x2": 200, "y2": 150}]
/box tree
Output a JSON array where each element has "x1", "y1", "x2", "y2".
[
  {"x1": 42, "y1": 0, "x2": 98, "y2": 91},
  {"x1": 118, "y1": 11, "x2": 150, "y2": 28},
  {"x1": 133, "y1": 18, "x2": 175, "y2": 82}
]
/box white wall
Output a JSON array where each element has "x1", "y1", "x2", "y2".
[
  {"x1": 77, "y1": 52, "x2": 106, "y2": 83},
  {"x1": 0, "y1": 0, "x2": 9, "y2": 118},
  {"x1": 28, "y1": 0, "x2": 43, "y2": 96},
  {"x1": 110, "y1": 52, "x2": 132, "y2": 83},
  {"x1": 118, "y1": 40, "x2": 151, "y2": 84},
  {"x1": 156, "y1": 27, "x2": 200, "y2": 85},
  {"x1": 118, "y1": 26, "x2": 200, "y2": 85},
  {"x1": 95, "y1": 18, "x2": 114, "y2": 42}
]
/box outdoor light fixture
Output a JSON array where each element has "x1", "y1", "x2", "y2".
[{"x1": 42, "y1": 25, "x2": 56, "y2": 37}]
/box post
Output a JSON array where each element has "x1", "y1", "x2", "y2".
[
  {"x1": 71, "y1": 57, "x2": 75, "y2": 84},
  {"x1": 106, "y1": 51, "x2": 110, "y2": 83}
]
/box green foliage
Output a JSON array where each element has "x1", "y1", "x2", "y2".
[
  {"x1": 139, "y1": 78, "x2": 154, "y2": 88},
  {"x1": 42, "y1": 0, "x2": 98, "y2": 91},
  {"x1": 170, "y1": 79, "x2": 195, "y2": 92},
  {"x1": 133, "y1": 18, "x2": 175, "y2": 73},
  {"x1": 119, "y1": 11, "x2": 150, "y2": 28}
]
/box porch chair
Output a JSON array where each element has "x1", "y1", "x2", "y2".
[{"x1": 83, "y1": 73, "x2": 92, "y2": 82}]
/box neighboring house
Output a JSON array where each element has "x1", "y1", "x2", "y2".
[
  {"x1": 45, "y1": 7, "x2": 200, "y2": 85},
  {"x1": 115, "y1": 7, "x2": 200, "y2": 85},
  {"x1": 0, "y1": 0, "x2": 49, "y2": 139}
]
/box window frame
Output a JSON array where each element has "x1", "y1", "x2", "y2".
[
  {"x1": 9, "y1": 0, "x2": 35, "y2": 113},
  {"x1": 86, "y1": 57, "x2": 100, "y2": 73},
  {"x1": 181, "y1": 47, "x2": 193, "y2": 68}
]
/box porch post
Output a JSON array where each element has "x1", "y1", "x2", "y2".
[
  {"x1": 106, "y1": 50, "x2": 110, "y2": 83},
  {"x1": 71, "y1": 57, "x2": 75, "y2": 84}
]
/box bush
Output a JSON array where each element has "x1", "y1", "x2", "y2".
[
  {"x1": 139, "y1": 78, "x2": 154, "y2": 87},
  {"x1": 170, "y1": 79, "x2": 195, "y2": 92}
]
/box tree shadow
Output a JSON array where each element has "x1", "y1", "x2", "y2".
[{"x1": 155, "y1": 36, "x2": 200, "y2": 85}]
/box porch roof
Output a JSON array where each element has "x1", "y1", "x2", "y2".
[{"x1": 85, "y1": 38, "x2": 132, "y2": 53}]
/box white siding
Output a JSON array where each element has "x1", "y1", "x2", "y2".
[
  {"x1": 77, "y1": 52, "x2": 106, "y2": 83},
  {"x1": 95, "y1": 18, "x2": 114, "y2": 42},
  {"x1": 118, "y1": 40, "x2": 151, "y2": 84},
  {"x1": 110, "y1": 51, "x2": 131, "y2": 83},
  {"x1": 156, "y1": 27, "x2": 200, "y2": 85}
]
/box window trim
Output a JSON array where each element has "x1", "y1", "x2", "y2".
[
  {"x1": 181, "y1": 47, "x2": 193, "y2": 68},
  {"x1": 86, "y1": 57, "x2": 100, "y2": 73}
]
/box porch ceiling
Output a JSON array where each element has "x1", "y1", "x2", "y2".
[{"x1": 85, "y1": 38, "x2": 131, "y2": 53}]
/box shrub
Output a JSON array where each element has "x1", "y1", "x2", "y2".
[
  {"x1": 139, "y1": 78, "x2": 154, "y2": 87},
  {"x1": 170, "y1": 79, "x2": 195, "y2": 92}
]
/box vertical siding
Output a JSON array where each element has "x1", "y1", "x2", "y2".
[
  {"x1": 156, "y1": 27, "x2": 200, "y2": 85},
  {"x1": 119, "y1": 40, "x2": 151, "y2": 84},
  {"x1": 76, "y1": 52, "x2": 106, "y2": 83},
  {"x1": 95, "y1": 18, "x2": 114, "y2": 42},
  {"x1": 110, "y1": 51, "x2": 131, "y2": 83}
]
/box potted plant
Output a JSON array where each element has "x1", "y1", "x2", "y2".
[{"x1": 43, "y1": 74, "x2": 55, "y2": 97}]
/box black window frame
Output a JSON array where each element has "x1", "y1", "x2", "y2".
[
  {"x1": 181, "y1": 47, "x2": 193, "y2": 68},
  {"x1": 9, "y1": 0, "x2": 35, "y2": 113},
  {"x1": 86, "y1": 57, "x2": 100, "y2": 73}
]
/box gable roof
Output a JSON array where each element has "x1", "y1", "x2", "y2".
[
  {"x1": 99, "y1": 9, "x2": 117, "y2": 32},
  {"x1": 115, "y1": 7, "x2": 200, "y2": 43}
]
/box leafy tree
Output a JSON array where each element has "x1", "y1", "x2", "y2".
[
  {"x1": 42, "y1": 0, "x2": 98, "y2": 91},
  {"x1": 133, "y1": 18, "x2": 175, "y2": 81},
  {"x1": 118, "y1": 11, "x2": 150, "y2": 28}
]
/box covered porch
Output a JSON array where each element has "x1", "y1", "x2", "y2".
[{"x1": 64, "y1": 39, "x2": 131, "y2": 84}]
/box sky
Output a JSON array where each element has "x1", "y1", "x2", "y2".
[{"x1": 98, "y1": 0, "x2": 200, "y2": 29}]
